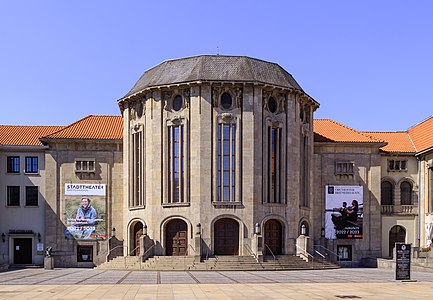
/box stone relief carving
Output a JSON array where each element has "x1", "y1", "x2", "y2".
[
  {"x1": 276, "y1": 93, "x2": 286, "y2": 114},
  {"x1": 183, "y1": 89, "x2": 190, "y2": 109},
  {"x1": 212, "y1": 87, "x2": 220, "y2": 107},
  {"x1": 162, "y1": 91, "x2": 173, "y2": 110},
  {"x1": 234, "y1": 87, "x2": 242, "y2": 109},
  {"x1": 219, "y1": 112, "x2": 235, "y2": 124}
]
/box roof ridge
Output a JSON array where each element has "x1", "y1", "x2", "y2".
[
  {"x1": 407, "y1": 115, "x2": 433, "y2": 130},
  {"x1": 41, "y1": 115, "x2": 94, "y2": 139},
  {"x1": 407, "y1": 131, "x2": 418, "y2": 152}
]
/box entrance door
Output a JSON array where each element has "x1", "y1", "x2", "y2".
[
  {"x1": 264, "y1": 219, "x2": 282, "y2": 255},
  {"x1": 132, "y1": 222, "x2": 143, "y2": 256},
  {"x1": 214, "y1": 218, "x2": 239, "y2": 255},
  {"x1": 166, "y1": 219, "x2": 187, "y2": 256},
  {"x1": 389, "y1": 225, "x2": 406, "y2": 257},
  {"x1": 14, "y1": 238, "x2": 32, "y2": 264}
]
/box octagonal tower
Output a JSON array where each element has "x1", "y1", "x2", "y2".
[{"x1": 117, "y1": 55, "x2": 319, "y2": 259}]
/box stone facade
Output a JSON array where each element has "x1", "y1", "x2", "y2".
[{"x1": 43, "y1": 140, "x2": 123, "y2": 267}]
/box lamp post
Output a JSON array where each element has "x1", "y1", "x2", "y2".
[{"x1": 255, "y1": 223, "x2": 261, "y2": 235}]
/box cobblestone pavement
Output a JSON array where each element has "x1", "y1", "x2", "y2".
[{"x1": 0, "y1": 268, "x2": 433, "y2": 299}]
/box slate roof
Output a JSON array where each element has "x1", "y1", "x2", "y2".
[
  {"x1": 41, "y1": 115, "x2": 123, "y2": 141},
  {"x1": 0, "y1": 125, "x2": 64, "y2": 146},
  {"x1": 122, "y1": 55, "x2": 306, "y2": 99},
  {"x1": 314, "y1": 119, "x2": 384, "y2": 144}
]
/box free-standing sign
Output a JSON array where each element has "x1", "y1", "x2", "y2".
[
  {"x1": 325, "y1": 185, "x2": 363, "y2": 239},
  {"x1": 395, "y1": 243, "x2": 411, "y2": 280}
]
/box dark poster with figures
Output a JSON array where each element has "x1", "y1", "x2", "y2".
[
  {"x1": 395, "y1": 243, "x2": 411, "y2": 280},
  {"x1": 325, "y1": 185, "x2": 363, "y2": 240}
]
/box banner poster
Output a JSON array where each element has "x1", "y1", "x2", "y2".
[
  {"x1": 64, "y1": 184, "x2": 106, "y2": 240},
  {"x1": 325, "y1": 185, "x2": 363, "y2": 239}
]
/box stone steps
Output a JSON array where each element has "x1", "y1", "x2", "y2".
[{"x1": 96, "y1": 255, "x2": 340, "y2": 271}]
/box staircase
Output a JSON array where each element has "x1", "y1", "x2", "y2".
[
  {"x1": 97, "y1": 255, "x2": 339, "y2": 271},
  {"x1": 262, "y1": 255, "x2": 339, "y2": 270}
]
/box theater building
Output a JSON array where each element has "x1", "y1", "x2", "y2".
[{"x1": 1, "y1": 55, "x2": 433, "y2": 268}]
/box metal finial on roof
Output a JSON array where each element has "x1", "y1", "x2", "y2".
[{"x1": 217, "y1": 46, "x2": 219, "y2": 55}]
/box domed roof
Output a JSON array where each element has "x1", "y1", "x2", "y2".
[{"x1": 121, "y1": 55, "x2": 306, "y2": 99}]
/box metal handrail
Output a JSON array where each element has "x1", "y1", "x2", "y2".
[
  {"x1": 313, "y1": 244, "x2": 340, "y2": 261},
  {"x1": 188, "y1": 244, "x2": 196, "y2": 254},
  {"x1": 129, "y1": 245, "x2": 140, "y2": 256},
  {"x1": 263, "y1": 244, "x2": 276, "y2": 261},
  {"x1": 142, "y1": 244, "x2": 155, "y2": 260},
  {"x1": 244, "y1": 244, "x2": 258, "y2": 262},
  {"x1": 295, "y1": 244, "x2": 315, "y2": 267},
  {"x1": 106, "y1": 245, "x2": 126, "y2": 261}
]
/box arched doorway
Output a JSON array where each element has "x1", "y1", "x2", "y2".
[
  {"x1": 132, "y1": 222, "x2": 143, "y2": 256},
  {"x1": 166, "y1": 219, "x2": 188, "y2": 256},
  {"x1": 214, "y1": 218, "x2": 239, "y2": 255},
  {"x1": 389, "y1": 225, "x2": 406, "y2": 257},
  {"x1": 264, "y1": 219, "x2": 283, "y2": 255}
]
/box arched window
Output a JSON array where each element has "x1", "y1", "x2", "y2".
[
  {"x1": 381, "y1": 181, "x2": 393, "y2": 205},
  {"x1": 400, "y1": 181, "x2": 412, "y2": 205}
]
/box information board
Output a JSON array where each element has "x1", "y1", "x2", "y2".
[{"x1": 395, "y1": 243, "x2": 411, "y2": 280}]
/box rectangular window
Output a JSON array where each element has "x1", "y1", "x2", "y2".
[
  {"x1": 25, "y1": 157, "x2": 38, "y2": 173},
  {"x1": 7, "y1": 156, "x2": 20, "y2": 173},
  {"x1": 77, "y1": 245, "x2": 93, "y2": 262},
  {"x1": 7, "y1": 186, "x2": 20, "y2": 206},
  {"x1": 337, "y1": 245, "x2": 352, "y2": 261},
  {"x1": 130, "y1": 130, "x2": 144, "y2": 208},
  {"x1": 268, "y1": 127, "x2": 282, "y2": 203},
  {"x1": 25, "y1": 186, "x2": 38, "y2": 206},
  {"x1": 168, "y1": 125, "x2": 184, "y2": 203},
  {"x1": 75, "y1": 159, "x2": 96, "y2": 173},
  {"x1": 388, "y1": 160, "x2": 407, "y2": 171},
  {"x1": 217, "y1": 123, "x2": 236, "y2": 202},
  {"x1": 335, "y1": 161, "x2": 354, "y2": 175}
]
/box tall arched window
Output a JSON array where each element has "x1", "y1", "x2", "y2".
[
  {"x1": 381, "y1": 181, "x2": 393, "y2": 205},
  {"x1": 400, "y1": 181, "x2": 412, "y2": 205}
]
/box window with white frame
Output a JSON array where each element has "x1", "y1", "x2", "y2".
[
  {"x1": 75, "y1": 159, "x2": 95, "y2": 173},
  {"x1": 25, "y1": 156, "x2": 38, "y2": 173},
  {"x1": 388, "y1": 160, "x2": 407, "y2": 171},
  {"x1": 7, "y1": 156, "x2": 20, "y2": 173}
]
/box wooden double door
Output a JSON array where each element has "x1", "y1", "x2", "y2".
[
  {"x1": 166, "y1": 219, "x2": 187, "y2": 256},
  {"x1": 264, "y1": 219, "x2": 282, "y2": 255},
  {"x1": 214, "y1": 218, "x2": 239, "y2": 255}
]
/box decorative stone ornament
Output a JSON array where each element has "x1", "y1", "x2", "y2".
[
  {"x1": 212, "y1": 86, "x2": 242, "y2": 110},
  {"x1": 263, "y1": 91, "x2": 285, "y2": 114}
]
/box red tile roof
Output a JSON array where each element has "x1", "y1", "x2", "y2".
[
  {"x1": 314, "y1": 119, "x2": 383, "y2": 143},
  {"x1": 0, "y1": 125, "x2": 64, "y2": 146},
  {"x1": 42, "y1": 115, "x2": 123, "y2": 140},
  {"x1": 407, "y1": 115, "x2": 433, "y2": 153},
  {"x1": 363, "y1": 131, "x2": 415, "y2": 153}
]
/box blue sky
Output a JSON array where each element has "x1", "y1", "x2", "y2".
[{"x1": 0, "y1": 1, "x2": 432, "y2": 131}]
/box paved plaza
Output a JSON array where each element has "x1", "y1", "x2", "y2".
[{"x1": 1, "y1": 268, "x2": 433, "y2": 299}]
